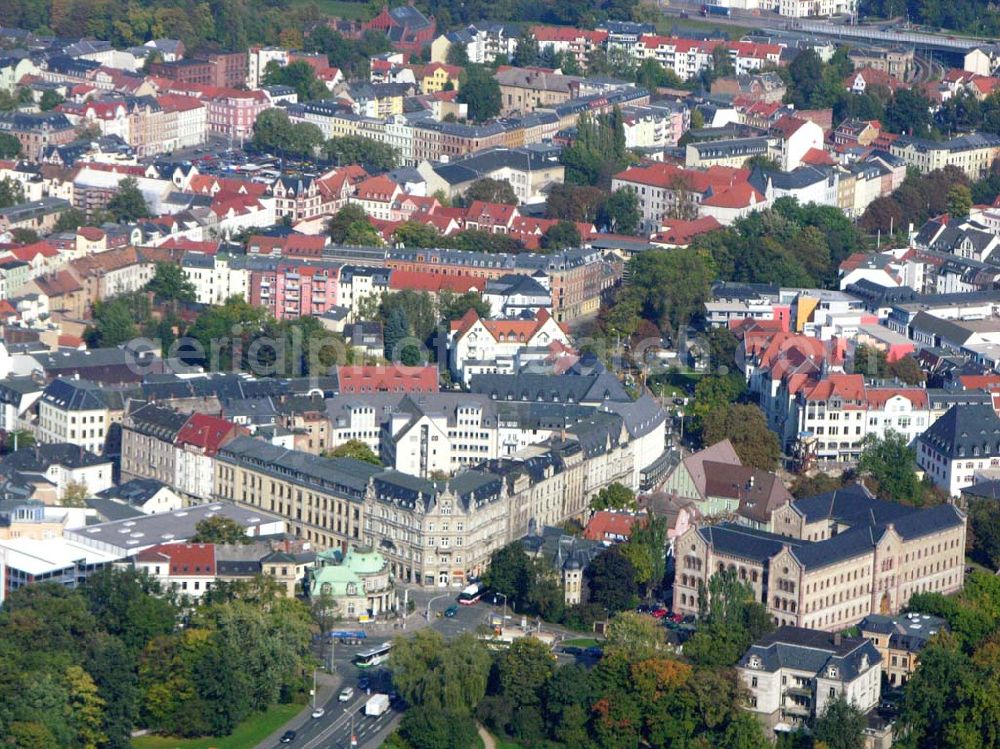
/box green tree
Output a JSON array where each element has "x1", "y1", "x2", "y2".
[
  {"x1": 512, "y1": 32, "x2": 540, "y2": 67},
  {"x1": 853, "y1": 343, "x2": 889, "y2": 379},
  {"x1": 885, "y1": 88, "x2": 934, "y2": 137},
  {"x1": 384, "y1": 306, "x2": 410, "y2": 362},
  {"x1": 538, "y1": 220, "x2": 581, "y2": 250},
  {"x1": 106, "y1": 177, "x2": 150, "y2": 222},
  {"x1": 438, "y1": 290, "x2": 491, "y2": 322},
  {"x1": 10, "y1": 227, "x2": 38, "y2": 244},
  {"x1": 146, "y1": 262, "x2": 195, "y2": 303},
  {"x1": 0, "y1": 132, "x2": 21, "y2": 159},
  {"x1": 601, "y1": 188, "x2": 640, "y2": 234},
  {"x1": 190, "y1": 516, "x2": 251, "y2": 544},
  {"x1": 586, "y1": 546, "x2": 638, "y2": 613},
  {"x1": 482, "y1": 542, "x2": 532, "y2": 603},
  {"x1": 323, "y1": 438, "x2": 381, "y2": 465},
  {"x1": 813, "y1": 695, "x2": 866, "y2": 749},
  {"x1": 446, "y1": 43, "x2": 469, "y2": 66},
  {"x1": 252, "y1": 107, "x2": 294, "y2": 153},
  {"x1": 702, "y1": 404, "x2": 780, "y2": 471},
  {"x1": 603, "y1": 610, "x2": 667, "y2": 660},
  {"x1": 889, "y1": 355, "x2": 925, "y2": 385},
  {"x1": 86, "y1": 294, "x2": 149, "y2": 348},
  {"x1": 39, "y1": 90, "x2": 65, "y2": 111},
  {"x1": 463, "y1": 177, "x2": 518, "y2": 205},
  {"x1": 263, "y1": 59, "x2": 327, "y2": 102},
  {"x1": 390, "y1": 630, "x2": 490, "y2": 713},
  {"x1": 946, "y1": 183, "x2": 973, "y2": 217},
  {"x1": 458, "y1": 64, "x2": 501, "y2": 121},
  {"x1": 589, "y1": 482, "x2": 636, "y2": 511},
  {"x1": 545, "y1": 183, "x2": 608, "y2": 223},
  {"x1": 0, "y1": 176, "x2": 25, "y2": 209},
  {"x1": 328, "y1": 204, "x2": 369, "y2": 243},
  {"x1": 323, "y1": 136, "x2": 398, "y2": 171},
  {"x1": 400, "y1": 706, "x2": 479, "y2": 749},
  {"x1": 858, "y1": 430, "x2": 921, "y2": 504},
  {"x1": 53, "y1": 208, "x2": 88, "y2": 232},
  {"x1": 393, "y1": 220, "x2": 442, "y2": 248},
  {"x1": 690, "y1": 373, "x2": 747, "y2": 434},
  {"x1": 626, "y1": 249, "x2": 714, "y2": 335},
  {"x1": 62, "y1": 480, "x2": 90, "y2": 507},
  {"x1": 4, "y1": 428, "x2": 34, "y2": 453},
  {"x1": 497, "y1": 636, "x2": 556, "y2": 710}
]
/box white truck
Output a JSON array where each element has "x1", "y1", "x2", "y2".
[{"x1": 365, "y1": 693, "x2": 390, "y2": 717}]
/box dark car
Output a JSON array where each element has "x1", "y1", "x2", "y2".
[
  {"x1": 560, "y1": 645, "x2": 583, "y2": 656},
  {"x1": 585, "y1": 646, "x2": 604, "y2": 659},
  {"x1": 444, "y1": 605, "x2": 458, "y2": 617},
  {"x1": 280, "y1": 730, "x2": 297, "y2": 743},
  {"x1": 358, "y1": 677, "x2": 371, "y2": 691},
  {"x1": 636, "y1": 604, "x2": 652, "y2": 613}
]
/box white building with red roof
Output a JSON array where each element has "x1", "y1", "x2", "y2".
[
  {"x1": 770, "y1": 115, "x2": 825, "y2": 171},
  {"x1": 175, "y1": 413, "x2": 245, "y2": 501},
  {"x1": 448, "y1": 307, "x2": 572, "y2": 384},
  {"x1": 135, "y1": 543, "x2": 217, "y2": 599}
]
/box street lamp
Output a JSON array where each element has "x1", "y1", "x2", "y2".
[{"x1": 494, "y1": 592, "x2": 508, "y2": 621}]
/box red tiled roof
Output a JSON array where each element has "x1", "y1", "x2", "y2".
[
  {"x1": 531, "y1": 25, "x2": 608, "y2": 44},
  {"x1": 583, "y1": 511, "x2": 645, "y2": 542},
  {"x1": 77, "y1": 227, "x2": 105, "y2": 241},
  {"x1": 701, "y1": 182, "x2": 764, "y2": 209},
  {"x1": 336, "y1": 365, "x2": 439, "y2": 393},
  {"x1": 465, "y1": 200, "x2": 518, "y2": 226},
  {"x1": 9, "y1": 242, "x2": 59, "y2": 261},
  {"x1": 801, "y1": 373, "x2": 865, "y2": 402},
  {"x1": 864, "y1": 387, "x2": 928, "y2": 410},
  {"x1": 176, "y1": 413, "x2": 240, "y2": 455},
  {"x1": 57, "y1": 334, "x2": 84, "y2": 348},
  {"x1": 652, "y1": 216, "x2": 722, "y2": 246},
  {"x1": 770, "y1": 114, "x2": 808, "y2": 138},
  {"x1": 800, "y1": 147, "x2": 836, "y2": 166},
  {"x1": 137, "y1": 543, "x2": 216, "y2": 575},
  {"x1": 355, "y1": 175, "x2": 400, "y2": 201},
  {"x1": 388, "y1": 270, "x2": 483, "y2": 293}
]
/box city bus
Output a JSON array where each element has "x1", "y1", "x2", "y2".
[
  {"x1": 458, "y1": 582, "x2": 483, "y2": 605},
  {"x1": 353, "y1": 642, "x2": 392, "y2": 669}
]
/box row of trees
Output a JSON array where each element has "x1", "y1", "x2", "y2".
[{"x1": 0, "y1": 567, "x2": 312, "y2": 747}]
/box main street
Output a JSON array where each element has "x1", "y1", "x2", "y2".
[{"x1": 255, "y1": 589, "x2": 572, "y2": 749}]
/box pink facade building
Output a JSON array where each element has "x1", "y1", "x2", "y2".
[{"x1": 250, "y1": 262, "x2": 340, "y2": 320}]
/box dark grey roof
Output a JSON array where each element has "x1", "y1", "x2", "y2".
[
  {"x1": 791, "y1": 524, "x2": 886, "y2": 569},
  {"x1": 0, "y1": 443, "x2": 110, "y2": 474},
  {"x1": 739, "y1": 626, "x2": 881, "y2": 681},
  {"x1": 919, "y1": 404, "x2": 1000, "y2": 460},
  {"x1": 217, "y1": 436, "x2": 383, "y2": 501},
  {"x1": 698, "y1": 523, "x2": 801, "y2": 563},
  {"x1": 96, "y1": 478, "x2": 169, "y2": 506},
  {"x1": 126, "y1": 403, "x2": 188, "y2": 441},
  {"x1": 41, "y1": 377, "x2": 117, "y2": 411},
  {"x1": 859, "y1": 612, "x2": 948, "y2": 653},
  {"x1": 469, "y1": 372, "x2": 631, "y2": 404},
  {"x1": 85, "y1": 496, "x2": 145, "y2": 522}
]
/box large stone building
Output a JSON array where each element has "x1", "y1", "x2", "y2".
[{"x1": 673, "y1": 484, "x2": 966, "y2": 631}]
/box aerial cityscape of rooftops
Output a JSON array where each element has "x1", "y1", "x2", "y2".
[{"x1": 7, "y1": 0, "x2": 1000, "y2": 746}]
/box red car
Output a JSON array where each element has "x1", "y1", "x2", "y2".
[
  {"x1": 667, "y1": 612, "x2": 684, "y2": 624},
  {"x1": 650, "y1": 608, "x2": 669, "y2": 618}
]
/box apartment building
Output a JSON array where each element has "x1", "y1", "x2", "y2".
[
  {"x1": 36, "y1": 378, "x2": 125, "y2": 456},
  {"x1": 673, "y1": 484, "x2": 967, "y2": 631},
  {"x1": 890, "y1": 132, "x2": 1000, "y2": 180},
  {"x1": 858, "y1": 612, "x2": 948, "y2": 687},
  {"x1": 248, "y1": 261, "x2": 340, "y2": 321},
  {"x1": 448, "y1": 308, "x2": 573, "y2": 385},
  {"x1": 0, "y1": 112, "x2": 76, "y2": 160},
  {"x1": 738, "y1": 627, "x2": 881, "y2": 733},
  {"x1": 120, "y1": 403, "x2": 189, "y2": 485},
  {"x1": 917, "y1": 404, "x2": 1000, "y2": 496}
]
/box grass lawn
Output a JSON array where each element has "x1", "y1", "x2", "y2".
[
  {"x1": 290, "y1": 0, "x2": 373, "y2": 19},
  {"x1": 131, "y1": 704, "x2": 302, "y2": 749},
  {"x1": 560, "y1": 637, "x2": 601, "y2": 648}
]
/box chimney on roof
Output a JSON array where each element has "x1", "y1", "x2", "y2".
[{"x1": 833, "y1": 632, "x2": 842, "y2": 646}]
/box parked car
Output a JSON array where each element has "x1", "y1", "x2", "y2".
[
  {"x1": 358, "y1": 677, "x2": 371, "y2": 691},
  {"x1": 560, "y1": 645, "x2": 583, "y2": 656},
  {"x1": 280, "y1": 730, "x2": 296, "y2": 743},
  {"x1": 444, "y1": 605, "x2": 458, "y2": 617},
  {"x1": 667, "y1": 612, "x2": 683, "y2": 624},
  {"x1": 585, "y1": 646, "x2": 604, "y2": 659},
  {"x1": 651, "y1": 608, "x2": 669, "y2": 618},
  {"x1": 339, "y1": 687, "x2": 354, "y2": 702},
  {"x1": 636, "y1": 604, "x2": 652, "y2": 613},
  {"x1": 311, "y1": 707, "x2": 326, "y2": 719}
]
